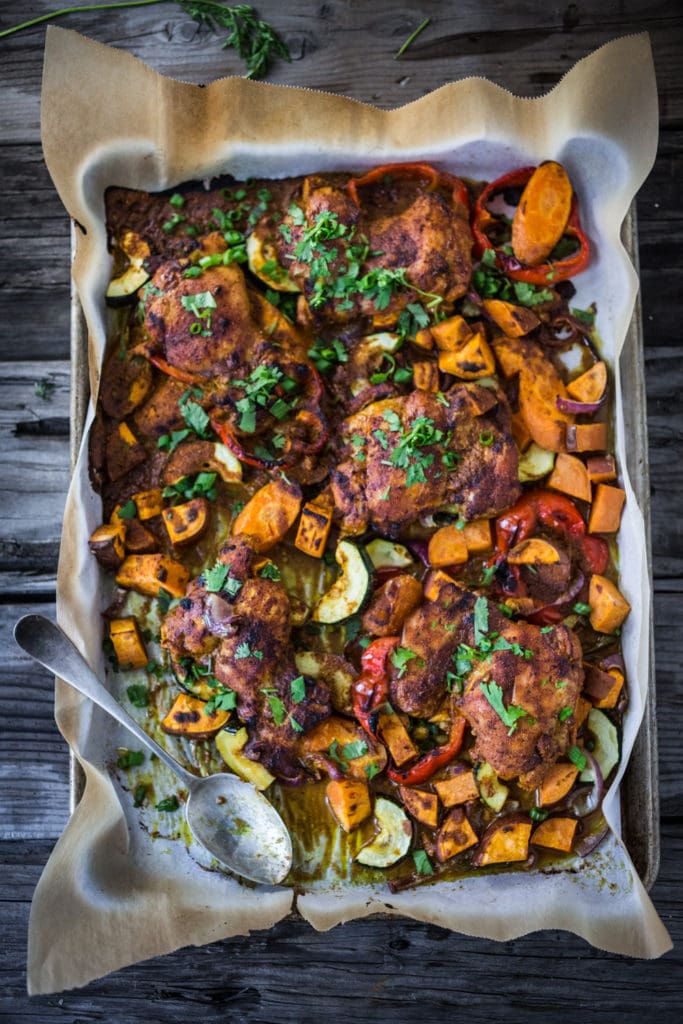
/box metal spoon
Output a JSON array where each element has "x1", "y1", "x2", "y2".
[{"x1": 14, "y1": 613, "x2": 292, "y2": 886}]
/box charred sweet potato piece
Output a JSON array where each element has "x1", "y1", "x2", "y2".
[
  {"x1": 232, "y1": 478, "x2": 302, "y2": 552},
  {"x1": 429, "y1": 314, "x2": 472, "y2": 352},
  {"x1": 586, "y1": 454, "x2": 617, "y2": 484},
  {"x1": 129, "y1": 488, "x2": 164, "y2": 520},
  {"x1": 362, "y1": 574, "x2": 423, "y2": 637},
  {"x1": 536, "y1": 762, "x2": 579, "y2": 807},
  {"x1": 434, "y1": 768, "x2": 479, "y2": 808},
  {"x1": 437, "y1": 331, "x2": 496, "y2": 380},
  {"x1": 427, "y1": 524, "x2": 469, "y2": 568},
  {"x1": 566, "y1": 422, "x2": 608, "y2": 453},
  {"x1": 398, "y1": 785, "x2": 439, "y2": 828},
  {"x1": 299, "y1": 715, "x2": 387, "y2": 780},
  {"x1": 584, "y1": 663, "x2": 625, "y2": 709},
  {"x1": 122, "y1": 517, "x2": 159, "y2": 554},
  {"x1": 326, "y1": 778, "x2": 372, "y2": 832},
  {"x1": 519, "y1": 358, "x2": 573, "y2": 454},
  {"x1": 115, "y1": 554, "x2": 190, "y2": 599},
  {"x1": 377, "y1": 711, "x2": 419, "y2": 768},
  {"x1": 483, "y1": 299, "x2": 540, "y2": 337},
  {"x1": 589, "y1": 574, "x2": 630, "y2": 633},
  {"x1": 507, "y1": 537, "x2": 563, "y2": 566},
  {"x1": 588, "y1": 484, "x2": 626, "y2": 534},
  {"x1": 547, "y1": 452, "x2": 592, "y2": 503},
  {"x1": 161, "y1": 692, "x2": 229, "y2": 738},
  {"x1": 531, "y1": 816, "x2": 578, "y2": 852},
  {"x1": 88, "y1": 522, "x2": 126, "y2": 569},
  {"x1": 566, "y1": 361, "x2": 607, "y2": 404},
  {"x1": 511, "y1": 161, "x2": 573, "y2": 267},
  {"x1": 162, "y1": 440, "x2": 242, "y2": 486},
  {"x1": 435, "y1": 806, "x2": 479, "y2": 862},
  {"x1": 294, "y1": 502, "x2": 333, "y2": 558},
  {"x1": 471, "y1": 813, "x2": 532, "y2": 867},
  {"x1": 162, "y1": 497, "x2": 210, "y2": 546},
  {"x1": 422, "y1": 569, "x2": 458, "y2": 602},
  {"x1": 109, "y1": 616, "x2": 148, "y2": 670},
  {"x1": 413, "y1": 360, "x2": 440, "y2": 392}
]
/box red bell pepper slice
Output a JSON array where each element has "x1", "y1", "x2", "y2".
[
  {"x1": 347, "y1": 162, "x2": 469, "y2": 213},
  {"x1": 494, "y1": 490, "x2": 608, "y2": 575},
  {"x1": 352, "y1": 637, "x2": 399, "y2": 738},
  {"x1": 147, "y1": 353, "x2": 205, "y2": 385},
  {"x1": 387, "y1": 716, "x2": 466, "y2": 785},
  {"x1": 472, "y1": 166, "x2": 590, "y2": 284}
]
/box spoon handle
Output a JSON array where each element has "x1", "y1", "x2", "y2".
[{"x1": 14, "y1": 614, "x2": 197, "y2": 788}]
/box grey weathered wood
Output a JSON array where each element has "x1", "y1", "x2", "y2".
[{"x1": 1, "y1": 0, "x2": 682, "y2": 1016}]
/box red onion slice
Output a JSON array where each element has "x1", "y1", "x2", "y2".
[
  {"x1": 203, "y1": 593, "x2": 240, "y2": 637},
  {"x1": 574, "y1": 821, "x2": 610, "y2": 858},
  {"x1": 556, "y1": 394, "x2": 606, "y2": 415},
  {"x1": 534, "y1": 571, "x2": 585, "y2": 615},
  {"x1": 567, "y1": 750, "x2": 604, "y2": 817}
]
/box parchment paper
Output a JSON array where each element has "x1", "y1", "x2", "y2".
[{"x1": 30, "y1": 27, "x2": 671, "y2": 993}]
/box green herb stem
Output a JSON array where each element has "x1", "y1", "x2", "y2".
[
  {"x1": 0, "y1": 0, "x2": 166, "y2": 40},
  {"x1": 394, "y1": 17, "x2": 430, "y2": 59}
]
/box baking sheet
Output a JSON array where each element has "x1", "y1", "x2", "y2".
[{"x1": 29, "y1": 28, "x2": 671, "y2": 993}]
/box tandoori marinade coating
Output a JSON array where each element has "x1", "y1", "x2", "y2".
[{"x1": 90, "y1": 160, "x2": 631, "y2": 883}]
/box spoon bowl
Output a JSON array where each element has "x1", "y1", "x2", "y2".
[{"x1": 14, "y1": 613, "x2": 292, "y2": 886}]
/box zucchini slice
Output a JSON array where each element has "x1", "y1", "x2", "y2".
[
  {"x1": 475, "y1": 761, "x2": 509, "y2": 812},
  {"x1": 246, "y1": 233, "x2": 300, "y2": 292},
  {"x1": 365, "y1": 538, "x2": 414, "y2": 570},
  {"x1": 579, "y1": 708, "x2": 619, "y2": 783},
  {"x1": 215, "y1": 727, "x2": 275, "y2": 791},
  {"x1": 355, "y1": 797, "x2": 412, "y2": 868},
  {"x1": 311, "y1": 540, "x2": 375, "y2": 624},
  {"x1": 518, "y1": 442, "x2": 556, "y2": 483},
  {"x1": 106, "y1": 230, "x2": 151, "y2": 306}
]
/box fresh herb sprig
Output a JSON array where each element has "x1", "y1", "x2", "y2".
[{"x1": 0, "y1": 3, "x2": 291, "y2": 81}]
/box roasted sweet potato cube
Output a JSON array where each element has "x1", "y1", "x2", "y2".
[
  {"x1": 430, "y1": 314, "x2": 472, "y2": 352},
  {"x1": 434, "y1": 769, "x2": 479, "y2": 808},
  {"x1": 161, "y1": 692, "x2": 229, "y2": 738},
  {"x1": 586, "y1": 454, "x2": 617, "y2": 484},
  {"x1": 589, "y1": 574, "x2": 630, "y2": 633},
  {"x1": 295, "y1": 502, "x2": 333, "y2": 558},
  {"x1": 461, "y1": 519, "x2": 493, "y2": 554},
  {"x1": 437, "y1": 331, "x2": 496, "y2": 380},
  {"x1": 122, "y1": 517, "x2": 159, "y2": 554},
  {"x1": 88, "y1": 522, "x2": 125, "y2": 569},
  {"x1": 537, "y1": 762, "x2": 579, "y2": 807},
  {"x1": 588, "y1": 484, "x2": 626, "y2": 534},
  {"x1": 232, "y1": 478, "x2": 302, "y2": 552},
  {"x1": 575, "y1": 695, "x2": 593, "y2": 729},
  {"x1": 377, "y1": 712, "x2": 419, "y2": 768},
  {"x1": 116, "y1": 554, "x2": 190, "y2": 599},
  {"x1": 531, "y1": 816, "x2": 578, "y2": 853},
  {"x1": 435, "y1": 806, "x2": 479, "y2": 862},
  {"x1": 566, "y1": 361, "x2": 607, "y2": 404},
  {"x1": 105, "y1": 421, "x2": 146, "y2": 481},
  {"x1": 398, "y1": 786, "x2": 439, "y2": 828},
  {"x1": 590, "y1": 668, "x2": 625, "y2": 710},
  {"x1": 483, "y1": 299, "x2": 540, "y2": 337},
  {"x1": 413, "y1": 360, "x2": 440, "y2": 392},
  {"x1": 413, "y1": 327, "x2": 434, "y2": 350},
  {"x1": 472, "y1": 814, "x2": 532, "y2": 867},
  {"x1": 162, "y1": 497, "x2": 209, "y2": 546},
  {"x1": 109, "y1": 616, "x2": 148, "y2": 670},
  {"x1": 326, "y1": 779, "x2": 372, "y2": 832},
  {"x1": 547, "y1": 452, "x2": 592, "y2": 503},
  {"x1": 566, "y1": 422, "x2": 608, "y2": 453},
  {"x1": 491, "y1": 336, "x2": 528, "y2": 378},
  {"x1": 427, "y1": 524, "x2": 468, "y2": 568},
  {"x1": 507, "y1": 537, "x2": 562, "y2": 566},
  {"x1": 130, "y1": 488, "x2": 164, "y2": 520}
]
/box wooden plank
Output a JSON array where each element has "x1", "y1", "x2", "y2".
[
  {"x1": 0, "y1": 602, "x2": 70, "y2": 841},
  {"x1": 0, "y1": 824, "x2": 681, "y2": 1018},
  {"x1": 2, "y1": 0, "x2": 683, "y2": 142}
]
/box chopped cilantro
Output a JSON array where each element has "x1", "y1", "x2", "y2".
[
  {"x1": 473, "y1": 595, "x2": 489, "y2": 646},
  {"x1": 290, "y1": 675, "x2": 306, "y2": 704},
  {"x1": 259, "y1": 562, "x2": 282, "y2": 581},
  {"x1": 412, "y1": 849, "x2": 434, "y2": 876},
  {"x1": 126, "y1": 684, "x2": 148, "y2": 708},
  {"x1": 156, "y1": 795, "x2": 180, "y2": 813},
  {"x1": 117, "y1": 749, "x2": 144, "y2": 770},
  {"x1": 116, "y1": 499, "x2": 137, "y2": 520},
  {"x1": 479, "y1": 679, "x2": 530, "y2": 735},
  {"x1": 235, "y1": 643, "x2": 263, "y2": 660},
  {"x1": 390, "y1": 646, "x2": 423, "y2": 678},
  {"x1": 341, "y1": 740, "x2": 368, "y2": 761},
  {"x1": 204, "y1": 686, "x2": 237, "y2": 715}
]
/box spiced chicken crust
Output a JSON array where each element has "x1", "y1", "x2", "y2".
[{"x1": 331, "y1": 384, "x2": 520, "y2": 535}]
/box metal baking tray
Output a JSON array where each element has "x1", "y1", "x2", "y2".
[{"x1": 66, "y1": 207, "x2": 661, "y2": 890}]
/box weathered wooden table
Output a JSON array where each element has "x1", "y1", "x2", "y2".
[{"x1": 1, "y1": 2, "x2": 681, "y2": 1019}]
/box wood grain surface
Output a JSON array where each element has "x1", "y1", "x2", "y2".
[{"x1": 1, "y1": 1, "x2": 681, "y2": 1019}]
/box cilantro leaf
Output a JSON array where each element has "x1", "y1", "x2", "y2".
[
  {"x1": 290, "y1": 675, "x2": 306, "y2": 704},
  {"x1": 479, "y1": 680, "x2": 530, "y2": 735},
  {"x1": 473, "y1": 595, "x2": 489, "y2": 646},
  {"x1": 391, "y1": 646, "x2": 423, "y2": 678}
]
